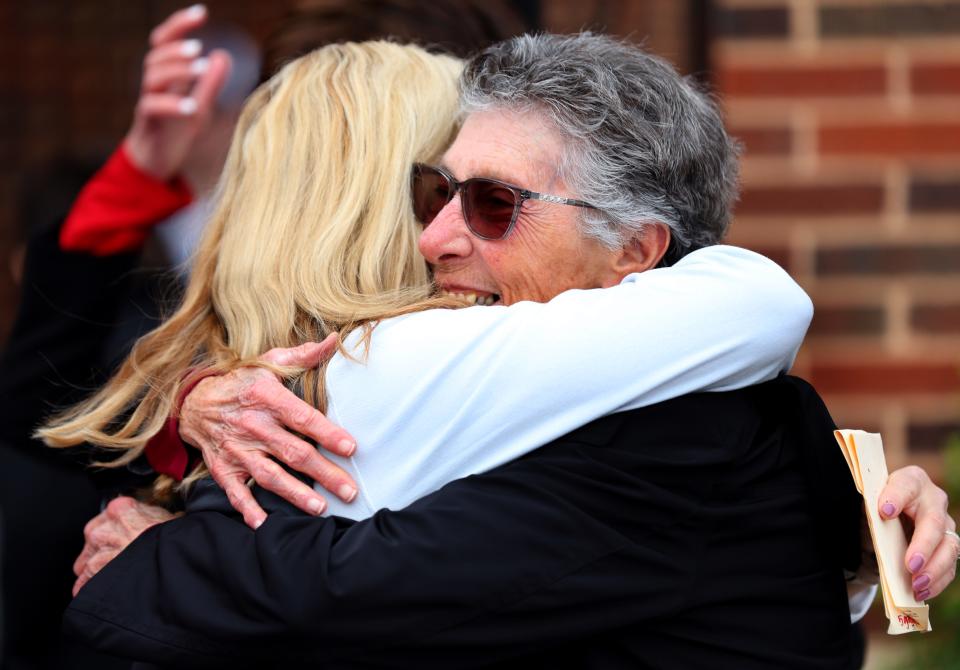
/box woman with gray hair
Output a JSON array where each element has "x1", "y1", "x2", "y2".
[{"x1": 460, "y1": 32, "x2": 739, "y2": 265}]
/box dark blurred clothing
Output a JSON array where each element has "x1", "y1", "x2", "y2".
[{"x1": 0, "y1": 216, "x2": 172, "y2": 670}]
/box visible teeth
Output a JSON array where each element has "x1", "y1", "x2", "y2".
[{"x1": 440, "y1": 290, "x2": 497, "y2": 306}]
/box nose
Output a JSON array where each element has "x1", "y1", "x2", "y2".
[{"x1": 417, "y1": 193, "x2": 473, "y2": 266}]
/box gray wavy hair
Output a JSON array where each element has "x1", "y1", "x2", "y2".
[{"x1": 460, "y1": 32, "x2": 741, "y2": 265}]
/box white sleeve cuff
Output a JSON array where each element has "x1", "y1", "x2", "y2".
[{"x1": 848, "y1": 583, "x2": 878, "y2": 623}]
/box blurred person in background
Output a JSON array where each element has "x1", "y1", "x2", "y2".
[
  {"x1": 0, "y1": 17, "x2": 259, "y2": 667},
  {"x1": 0, "y1": 3, "x2": 529, "y2": 669},
  {"x1": 59, "y1": 0, "x2": 531, "y2": 274},
  {"x1": 0, "y1": 158, "x2": 131, "y2": 670}
]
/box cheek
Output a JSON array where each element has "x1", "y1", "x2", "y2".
[
  {"x1": 477, "y1": 247, "x2": 531, "y2": 296},
  {"x1": 480, "y1": 248, "x2": 512, "y2": 284},
  {"x1": 483, "y1": 217, "x2": 593, "y2": 300},
  {"x1": 546, "y1": 243, "x2": 610, "y2": 294}
]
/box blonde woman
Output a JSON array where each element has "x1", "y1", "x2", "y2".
[{"x1": 40, "y1": 41, "x2": 464, "y2": 499}]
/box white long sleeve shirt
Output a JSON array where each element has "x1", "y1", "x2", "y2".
[
  {"x1": 320, "y1": 245, "x2": 812, "y2": 519},
  {"x1": 317, "y1": 243, "x2": 876, "y2": 622}
]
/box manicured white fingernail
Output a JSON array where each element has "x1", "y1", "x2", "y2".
[
  {"x1": 190, "y1": 57, "x2": 209, "y2": 74},
  {"x1": 186, "y1": 4, "x2": 207, "y2": 20},
  {"x1": 180, "y1": 39, "x2": 202, "y2": 58},
  {"x1": 308, "y1": 498, "x2": 325, "y2": 515},
  {"x1": 338, "y1": 485, "x2": 357, "y2": 503},
  {"x1": 178, "y1": 98, "x2": 198, "y2": 115},
  {"x1": 253, "y1": 516, "x2": 265, "y2": 530},
  {"x1": 338, "y1": 439, "x2": 356, "y2": 456}
]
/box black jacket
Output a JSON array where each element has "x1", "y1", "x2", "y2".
[
  {"x1": 65, "y1": 377, "x2": 862, "y2": 669},
  {"x1": 1, "y1": 216, "x2": 164, "y2": 670}
]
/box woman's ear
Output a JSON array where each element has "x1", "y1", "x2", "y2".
[{"x1": 607, "y1": 223, "x2": 671, "y2": 282}]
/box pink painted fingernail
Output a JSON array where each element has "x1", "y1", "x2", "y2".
[
  {"x1": 881, "y1": 502, "x2": 896, "y2": 517},
  {"x1": 338, "y1": 484, "x2": 357, "y2": 502},
  {"x1": 912, "y1": 573, "x2": 930, "y2": 591},
  {"x1": 307, "y1": 498, "x2": 325, "y2": 515},
  {"x1": 908, "y1": 553, "x2": 924, "y2": 573},
  {"x1": 916, "y1": 589, "x2": 930, "y2": 601}
]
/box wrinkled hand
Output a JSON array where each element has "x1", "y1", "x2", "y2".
[
  {"x1": 880, "y1": 465, "x2": 958, "y2": 600},
  {"x1": 180, "y1": 334, "x2": 358, "y2": 529},
  {"x1": 125, "y1": 4, "x2": 232, "y2": 180},
  {"x1": 73, "y1": 497, "x2": 175, "y2": 596}
]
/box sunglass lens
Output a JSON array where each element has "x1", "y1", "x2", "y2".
[
  {"x1": 412, "y1": 166, "x2": 451, "y2": 226},
  {"x1": 464, "y1": 180, "x2": 517, "y2": 239}
]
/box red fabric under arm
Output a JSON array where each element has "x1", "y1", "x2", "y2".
[
  {"x1": 60, "y1": 144, "x2": 193, "y2": 256},
  {"x1": 144, "y1": 370, "x2": 217, "y2": 481}
]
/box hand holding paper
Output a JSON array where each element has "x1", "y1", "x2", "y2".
[{"x1": 835, "y1": 430, "x2": 931, "y2": 635}]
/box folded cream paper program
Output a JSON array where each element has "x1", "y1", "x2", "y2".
[{"x1": 834, "y1": 429, "x2": 931, "y2": 635}]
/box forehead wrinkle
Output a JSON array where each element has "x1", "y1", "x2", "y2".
[
  {"x1": 440, "y1": 137, "x2": 529, "y2": 184},
  {"x1": 506, "y1": 109, "x2": 568, "y2": 192},
  {"x1": 521, "y1": 114, "x2": 566, "y2": 190},
  {"x1": 441, "y1": 110, "x2": 566, "y2": 191}
]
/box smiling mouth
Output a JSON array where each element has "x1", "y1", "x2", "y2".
[{"x1": 440, "y1": 290, "x2": 500, "y2": 306}]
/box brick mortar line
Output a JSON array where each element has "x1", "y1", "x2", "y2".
[
  {"x1": 803, "y1": 341, "x2": 960, "y2": 356},
  {"x1": 741, "y1": 156, "x2": 960, "y2": 175},
  {"x1": 805, "y1": 282, "x2": 960, "y2": 299},
  {"x1": 714, "y1": 38, "x2": 960, "y2": 58},
  {"x1": 884, "y1": 404, "x2": 908, "y2": 465},
  {"x1": 888, "y1": 45, "x2": 912, "y2": 115},
  {"x1": 716, "y1": 49, "x2": 960, "y2": 66},
  {"x1": 739, "y1": 159, "x2": 960, "y2": 179},
  {"x1": 738, "y1": 160, "x2": 886, "y2": 180},
  {"x1": 886, "y1": 284, "x2": 912, "y2": 355},
  {"x1": 792, "y1": 106, "x2": 818, "y2": 176},
  {"x1": 790, "y1": 0, "x2": 818, "y2": 55},
  {"x1": 817, "y1": 397, "x2": 960, "y2": 422},
  {"x1": 733, "y1": 223, "x2": 960, "y2": 237},
  {"x1": 808, "y1": 284, "x2": 960, "y2": 302},
  {"x1": 714, "y1": 0, "x2": 791, "y2": 7},
  {"x1": 791, "y1": 224, "x2": 817, "y2": 285},
  {"x1": 883, "y1": 164, "x2": 909, "y2": 234},
  {"x1": 724, "y1": 100, "x2": 960, "y2": 120}
]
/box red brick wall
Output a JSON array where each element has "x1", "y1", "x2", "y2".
[
  {"x1": 542, "y1": 0, "x2": 699, "y2": 72},
  {"x1": 711, "y1": 0, "x2": 960, "y2": 473}
]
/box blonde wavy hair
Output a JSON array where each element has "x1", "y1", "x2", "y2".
[{"x1": 39, "y1": 41, "x2": 464, "y2": 494}]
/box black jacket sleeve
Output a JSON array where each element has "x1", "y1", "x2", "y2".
[
  {"x1": 0, "y1": 221, "x2": 140, "y2": 447},
  {"x1": 65, "y1": 423, "x2": 638, "y2": 669},
  {"x1": 65, "y1": 381, "x2": 860, "y2": 669}
]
